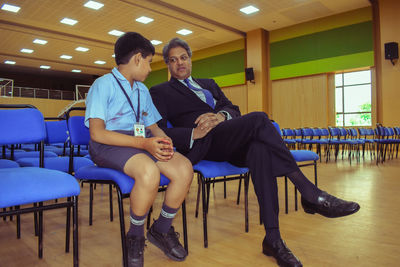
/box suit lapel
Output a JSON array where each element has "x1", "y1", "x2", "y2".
[{"x1": 169, "y1": 78, "x2": 211, "y2": 107}]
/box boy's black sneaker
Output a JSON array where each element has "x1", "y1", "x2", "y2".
[
  {"x1": 147, "y1": 225, "x2": 187, "y2": 261},
  {"x1": 126, "y1": 234, "x2": 145, "y2": 267}
]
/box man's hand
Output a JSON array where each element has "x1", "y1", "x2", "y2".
[
  {"x1": 142, "y1": 137, "x2": 174, "y2": 161},
  {"x1": 192, "y1": 112, "x2": 225, "y2": 140}
]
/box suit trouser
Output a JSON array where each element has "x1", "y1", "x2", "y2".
[{"x1": 202, "y1": 112, "x2": 299, "y2": 231}]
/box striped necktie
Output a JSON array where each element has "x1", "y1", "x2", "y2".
[{"x1": 184, "y1": 78, "x2": 215, "y2": 109}]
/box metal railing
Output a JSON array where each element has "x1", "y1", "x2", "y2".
[{"x1": 0, "y1": 85, "x2": 75, "y2": 100}]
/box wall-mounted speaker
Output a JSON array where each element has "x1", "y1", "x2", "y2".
[
  {"x1": 384, "y1": 42, "x2": 398, "y2": 60},
  {"x1": 245, "y1": 67, "x2": 254, "y2": 81}
]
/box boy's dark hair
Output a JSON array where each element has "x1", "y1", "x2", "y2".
[
  {"x1": 162, "y1": 37, "x2": 192, "y2": 63},
  {"x1": 114, "y1": 32, "x2": 155, "y2": 65}
]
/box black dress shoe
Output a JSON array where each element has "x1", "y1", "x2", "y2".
[
  {"x1": 262, "y1": 238, "x2": 302, "y2": 267},
  {"x1": 301, "y1": 191, "x2": 360, "y2": 218},
  {"x1": 126, "y1": 235, "x2": 145, "y2": 267},
  {"x1": 147, "y1": 225, "x2": 187, "y2": 261}
]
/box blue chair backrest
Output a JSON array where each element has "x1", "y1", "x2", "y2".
[
  {"x1": 45, "y1": 120, "x2": 68, "y2": 144},
  {"x1": 312, "y1": 128, "x2": 322, "y2": 137},
  {"x1": 329, "y1": 127, "x2": 340, "y2": 137},
  {"x1": 338, "y1": 128, "x2": 348, "y2": 137},
  {"x1": 68, "y1": 116, "x2": 90, "y2": 146},
  {"x1": 320, "y1": 128, "x2": 330, "y2": 137},
  {"x1": 271, "y1": 121, "x2": 282, "y2": 136},
  {"x1": 301, "y1": 128, "x2": 313, "y2": 137},
  {"x1": 348, "y1": 128, "x2": 358, "y2": 137},
  {"x1": 0, "y1": 108, "x2": 45, "y2": 145},
  {"x1": 294, "y1": 129, "x2": 302, "y2": 136},
  {"x1": 282, "y1": 128, "x2": 294, "y2": 137}
]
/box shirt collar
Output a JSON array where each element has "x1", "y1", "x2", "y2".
[
  {"x1": 112, "y1": 67, "x2": 140, "y2": 91},
  {"x1": 178, "y1": 76, "x2": 194, "y2": 86}
]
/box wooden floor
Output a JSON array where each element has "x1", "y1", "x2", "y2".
[{"x1": 1, "y1": 155, "x2": 400, "y2": 267}]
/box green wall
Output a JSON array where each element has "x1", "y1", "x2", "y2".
[{"x1": 270, "y1": 21, "x2": 374, "y2": 80}]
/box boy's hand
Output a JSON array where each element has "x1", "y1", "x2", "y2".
[{"x1": 143, "y1": 137, "x2": 174, "y2": 161}]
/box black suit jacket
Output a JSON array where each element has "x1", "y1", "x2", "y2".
[{"x1": 150, "y1": 77, "x2": 240, "y2": 163}]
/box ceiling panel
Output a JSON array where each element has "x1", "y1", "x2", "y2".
[{"x1": 0, "y1": 0, "x2": 370, "y2": 76}]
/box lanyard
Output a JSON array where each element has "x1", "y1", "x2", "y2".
[{"x1": 111, "y1": 73, "x2": 140, "y2": 123}]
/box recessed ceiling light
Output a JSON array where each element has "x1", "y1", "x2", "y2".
[
  {"x1": 94, "y1": 60, "x2": 106, "y2": 64},
  {"x1": 76, "y1": 46, "x2": 89, "y2": 52},
  {"x1": 1, "y1": 4, "x2": 20, "y2": 13},
  {"x1": 112, "y1": 54, "x2": 115, "y2": 57},
  {"x1": 4, "y1": 60, "x2": 16, "y2": 65},
  {"x1": 72, "y1": 69, "x2": 82, "y2": 73},
  {"x1": 20, "y1": 48, "x2": 34, "y2": 53},
  {"x1": 240, "y1": 5, "x2": 259, "y2": 15},
  {"x1": 60, "y1": 55, "x2": 72, "y2": 59},
  {"x1": 176, "y1": 29, "x2": 192, "y2": 36},
  {"x1": 60, "y1": 18, "x2": 78, "y2": 26},
  {"x1": 151, "y1": 40, "x2": 162, "y2": 45},
  {"x1": 84, "y1": 1, "x2": 104, "y2": 10},
  {"x1": 136, "y1": 16, "x2": 154, "y2": 24},
  {"x1": 40, "y1": 65, "x2": 51, "y2": 69},
  {"x1": 33, "y1": 39, "x2": 48, "y2": 45},
  {"x1": 108, "y1": 30, "x2": 124, "y2": 36}
]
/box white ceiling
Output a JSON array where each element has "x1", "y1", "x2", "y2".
[{"x1": 0, "y1": 0, "x2": 370, "y2": 76}]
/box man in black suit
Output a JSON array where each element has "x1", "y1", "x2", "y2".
[{"x1": 149, "y1": 37, "x2": 360, "y2": 267}]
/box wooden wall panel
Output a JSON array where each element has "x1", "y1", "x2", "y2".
[
  {"x1": 271, "y1": 74, "x2": 329, "y2": 129},
  {"x1": 0, "y1": 97, "x2": 84, "y2": 118},
  {"x1": 221, "y1": 84, "x2": 248, "y2": 114}
]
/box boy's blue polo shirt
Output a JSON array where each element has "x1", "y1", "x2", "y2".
[{"x1": 85, "y1": 67, "x2": 161, "y2": 131}]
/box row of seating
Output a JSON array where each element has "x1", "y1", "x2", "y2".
[
  {"x1": 1, "y1": 105, "x2": 253, "y2": 266},
  {"x1": 281, "y1": 126, "x2": 400, "y2": 164},
  {"x1": 1, "y1": 105, "x2": 320, "y2": 266}
]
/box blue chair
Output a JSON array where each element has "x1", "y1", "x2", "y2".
[
  {"x1": 164, "y1": 120, "x2": 250, "y2": 248},
  {"x1": 66, "y1": 107, "x2": 188, "y2": 267},
  {"x1": 0, "y1": 104, "x2": 80, "y2": 266},
  {"x1": 0, "y1": 159, "x2": 19, "y2": 168},
  {"x1": 272, "y1": 121, "x2": 319, "y2": 213},
  {"x1": 282, "y1": 128, "x2": 297, "y2": 149},
  {"x1": 193, "y1": 160, "x2": 250, "y2": 248}
]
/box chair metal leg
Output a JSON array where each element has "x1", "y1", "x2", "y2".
[
  {"x1": 34, "y1": 203, "x2": 38, "y2": 236},
  {"x1": 147, "y1": 206, "x2": 153, "y2": 230},
  {"x1": 295, "y1": 188, "x2": 298, "y2": 211},
  {"x1": 72, "y1": 196, "x2": 79, "y2": 267},
  {"x1": 205, "y1": 182, "x2": 211, "y2": 214},
  {"x1": 66, "y1": 197, "x2": 71, "y2": 253},
  {"x1": 284, "y1": 176, "x2": 288, "y2": 214},
  {"x1": 314, "y1": 160, "x2": 318, "y2": 187},
  {"x1": 244, "y1": 174, "x2": 249, "y2": 233},
  {"x1": 201, "y1": 176, "x2": 208, "y2": 248},
  {"x1": 117, "y1": 190, "x2": 128, "y2": 267},
  {"x1": 38, "y1": 202, "x2": 43, "y2": 259},
  {"x1": 223, "y1": 177, "x2": 227, "y2": 199},
  {"x1": 236, "y1": 177, "x2": 242, "y2": 205},
  {"x1": 195, "y1": 174, "x2": 201, "y2": 218},
  {"x1": 109, "y1": 184, "x2": 113, "y2": 222},
  {"x1": 89, "y1": 183, "x2": 94, "y2": 225},
  {"x1": 181, "y1": 200, "x2": 188, "y2": 253}
]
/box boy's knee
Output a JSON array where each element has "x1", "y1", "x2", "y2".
[{"x1": 135, "y1": 166, "x2": 161, "y2": 190}]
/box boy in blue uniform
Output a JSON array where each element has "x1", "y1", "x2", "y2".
[{"x1": 85, "y1": 32, "x2": 193, "y2": 267}]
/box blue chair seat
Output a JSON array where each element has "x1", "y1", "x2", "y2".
[
  {"x1": 193, "y1": 160, "x2": 249, "y2": 178},
  {"x1": 75, "y1": 165, "x2": 170, "y2": 195},
  {"x1": 290, "y1": 150, "x2": 320, "y2": 162},
  {"x1": 0, "y1": 167, "x2": 80, "y2": 208},
  {"x1": 13, "y1": 151, "x2": 58, "y2": 160},
  {"x1": 0, "y1": 159, "x2": 20, "y2": 168},
  {"x1": 16, "y1": 157, "x2": 94, "y2": 173}
]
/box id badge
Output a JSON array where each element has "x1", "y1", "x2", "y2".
[{"x1": 134, "y1": 124, "x2": 146, "y2": 137}]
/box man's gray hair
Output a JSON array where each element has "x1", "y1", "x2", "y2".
[{"x1": 162, "y1": 38, "x2": 192, "y2": 63}]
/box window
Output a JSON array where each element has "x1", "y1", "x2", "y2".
[{"x1": 335, "y1": 70, "x2": 372, "y2": 126}]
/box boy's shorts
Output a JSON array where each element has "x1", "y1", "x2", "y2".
[{"x1": 89, "y1": 130, "x2": 157, "y2": 173}]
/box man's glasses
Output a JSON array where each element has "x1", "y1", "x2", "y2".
[{"x1": 168, "y1": 54, "x2": 189, "y2": 64}]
